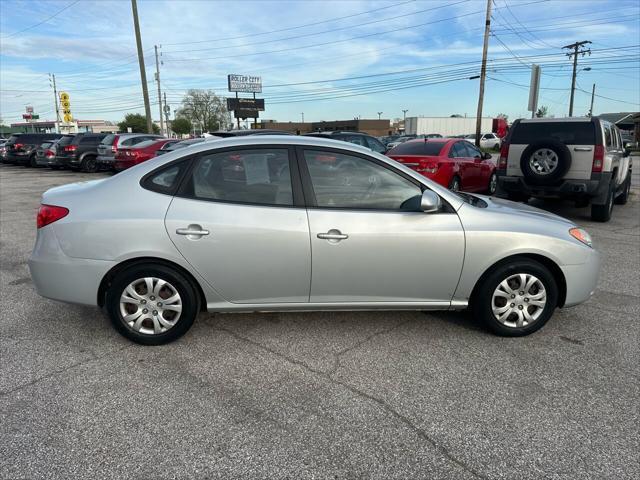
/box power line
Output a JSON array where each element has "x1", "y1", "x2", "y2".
[{"x1": 0, "y1": 0, "x2": 80, "y2": 39}]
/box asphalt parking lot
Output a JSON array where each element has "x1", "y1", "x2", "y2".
[{"x1": 1, "y1": 164, "x2": 638, "y2": 480}]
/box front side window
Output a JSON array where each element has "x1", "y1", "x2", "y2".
[
  {"x1": 302, "y1": 149, "x2": 422, "y2": 210},
  {"x1": 464, "y1": 142, "x2": 481, "y2": 158},
  {"x1": 450, "y1": 142, "x2": 467, "y2": 158},
  {"x1": 184, "y1": 148, "x2": 293, "y2": 206}
]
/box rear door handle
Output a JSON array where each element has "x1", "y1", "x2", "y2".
[
  {"x1": 176, "y1": 225, "x2": 210, "y2": 237},
  {"x1": 317, "y1": 229, "x2": 348, "y2": 241}
]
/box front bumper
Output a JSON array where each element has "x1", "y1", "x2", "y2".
[
  {"x1": 28, "y1": 226, "x2": 115, "y2": 307},
  {"x1": 497, "y1": 173, "x2": 612, "y2": 203},
  {"x1": 560, "y1": 247, "x2": 601, "y2": 307}
]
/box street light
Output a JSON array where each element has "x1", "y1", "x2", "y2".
[{"x1": 377, "y1": 111, "x2": 383, "y2": 119}]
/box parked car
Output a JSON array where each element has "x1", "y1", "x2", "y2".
[
  {"x1": 380, "y1": 134, "x2": 401, "y2": 147},
  {"x1": 304, "y1": 131, "x2": 387, "y2": 154},
  {"x1": 211, "y1": 129, "x2": 294, "y2": 137},
  {"x1": 620, "y1": 131, "x2": 637, "y2": 151},
  {"x1": 97, "y1": 133, "x2": 164, "y2": 169},
  {"x1": 496, "y1": 117, "x2": 632, "y2": 222},
  {"x1": 114, "y1": 139, "x2": 180, "y2": 171},
  {"x1": 387, "y1": 138, "x2": 497, "y2": 194},
  {"x1": 34, "y1": 136, "x2": 71, "y2": 168},
  {"x1": 462, "y1": 133, "x2": 501, "y2": 150},
  {"x1": 385, "y1": 135, "x2": 417, "y2": 150},
  {"x1": 29, "y1": 135, "x2": 600, "y2": 344},
  {"x1": 3, "y1": 133, "x2": 63, "y2": 166},
  {"x1": 155, "y1": 136, "x2": 222, "y2": 156},
  {"x1": 53, "y1": 133, "x2": 108, "y2": 172}
]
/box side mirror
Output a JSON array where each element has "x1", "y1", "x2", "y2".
[
  {"x1": 420, "y1": 190, "x2": 441, "y2": 213},
  {"x1": 482, "y1": 152, "x2": 492, "y2": 160}
]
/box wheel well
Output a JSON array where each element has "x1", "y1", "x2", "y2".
[
  {"x1": 470, "y1": 253, "x2": 567, "y2": 307},
  {"x1": 97, "y1": 257, "x2": 207, "y2": 311}
]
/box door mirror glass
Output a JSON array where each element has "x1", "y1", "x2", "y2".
[{"x1": 420, "y1": 190, "x2": 441, "y2": 213}]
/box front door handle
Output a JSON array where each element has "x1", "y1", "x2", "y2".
[
  {"x1": 317, "y1": 229, "x2": 348, "y2": 241},
  {"x1": 176, "y1": 224, "x2": 210, "y2": 237}
]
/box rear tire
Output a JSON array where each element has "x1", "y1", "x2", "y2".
[
  {"x1": 591, "y1": 180, "x2": 614, "y2": 222},
  {"x1": 614, "y1": 171, "x2": 631, "y2": 205},
  {"x1": 81, "y1": 155, "x2": 98, "y2": 173},
  {"x1": 486, "y1": 172, "x2": 497, "y2": 195},
  {"x1": 105, "y1": 263, "x2": 199, "y2": 345},
  {"x1": 472, "y1": 258, "x2": 558, "y2": 337}
]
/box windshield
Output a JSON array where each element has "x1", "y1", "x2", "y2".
[{"x1": 453, "y1": 191, "x2": 487, "y2": 208}]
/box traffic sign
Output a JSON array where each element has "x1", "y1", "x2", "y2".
[
  {"x1": 63, "y1": 113, "x2": 73, "y2": 123},
  {"x1": 59, "y1": 92, "x2": 69, "y2": 102}
]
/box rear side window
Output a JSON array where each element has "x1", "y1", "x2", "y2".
[
  {"x1": 143, "y1": 161, "x2": 189, "y2": 194},
  {"x1": 603, "y1": 125, "x2": 612, "y2": 147},
  {"x1": 79, "y1": 136, "x2": 100, "y2": 145},
  {"x1": 183, "y1": 148, "x2": 293, "y2": 206},
  {"x1": 101, "y1": 134, "x2": 116, "y2": 145},
  {"x1": 511, "y1": 122, "x2": 595, "y2": 144},
  {"x1": 57, "y1": 136, "x2": 74, "y2": 146},
  {"x1": 389, "y1": 141, "x2": 445, "y2": 156}
]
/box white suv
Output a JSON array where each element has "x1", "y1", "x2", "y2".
[{"x1": 496, "y1": 117, "x2": 632, "y2": 222}]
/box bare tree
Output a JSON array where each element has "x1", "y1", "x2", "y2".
[{"x1": 177, "y1": 90, "x2": 232, "y2": 132}]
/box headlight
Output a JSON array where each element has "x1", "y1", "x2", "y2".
[{"x1": 569, "y1": 227, "x2": 593, "y2": 247}]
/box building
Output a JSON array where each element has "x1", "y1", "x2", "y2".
[
  {"x1": 404, "y1": 117, "x2": 495, "y2": 137},
  {"x1": 597, "y1": 112, "x2": 639, "y2": 133},
  {"x1": 253, "y1": 119, "x2": 392, "y2": 136},
  {"x1": 9, "y1": 119, "x2": 117, "y2": 134}
]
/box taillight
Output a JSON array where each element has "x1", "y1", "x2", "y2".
[
  {"x1": 417, "y1": 162, "x2": 439, "y2": 174},
  {"x1": 592, "y1": 145, "x2": 604, "y2": 173},
  {"x1": 13, "y1": 142, "x2": 24, "y2": 150},
  {"x1": 45, "y1": 150, "x2": 55, "y2": 158},
  {"x1": 111, "y1": 135, "x2": 120, "y2": 153},
  {"x1": 498, "y1": 142, "x2": 509, "y2": 169},
  {"x1": 36, "y1": 204, "x2": 69, "y2": 229},
  {"x1": 63, "y1": 145, "x2": 77, "y2": 152}
]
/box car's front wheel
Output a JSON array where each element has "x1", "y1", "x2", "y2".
[
  {"x1": 105, "y1": 263, "x2": 199, "y2": 345},
  {"x1": 473, "y1": 258, "x2": 558, "y2": 336}
]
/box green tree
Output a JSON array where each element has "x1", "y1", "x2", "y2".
[
  {"x1": 535, "y1": 106, "x2": 549, "y2": 118},
  {"x1": 177, "y1": 89, "x2": 231, "y2": 132},
  {"x1": 171, "y1": 117, "x2": 192, "y2": 136},
  {"x1": 118, "y1": 113, "x2": 159, "y2": 134},
  {"x1": 450, "y1": 114, "x2": 463, "y2": 118}
]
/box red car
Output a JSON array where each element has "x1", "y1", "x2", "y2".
[
  {"x1": 387, "y1": 138, "x2": 497, "y2": 194},
  {"x1": 114, "y1": 139, "x2": 178, "y2": 171}
]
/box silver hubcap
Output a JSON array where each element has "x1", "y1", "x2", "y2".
[
  {"x1": 450, "y1": 179, "x2": 460, "y2": 191},
  {"x1": 529, "y1": 149, "x2": 559, "y2": 175},
  {"x1": 492, "y1": 273, "x2": 547, "y2": 328},
  {"x1": 489, "y1": 174, "x2": 497, "y2": 193},
  {"x1": 119, "y1": 277, "x2": 182, "y2": 335}
]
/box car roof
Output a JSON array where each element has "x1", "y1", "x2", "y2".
[{"x1": 519, "y1": 117, "x2": 592, "y2": 123}]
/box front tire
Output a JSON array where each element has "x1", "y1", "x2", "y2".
[
  {"x1": 105, "y1": 263, "x2": 199, "y2": 345},
  {"x1": 472, "y1": 258, "x2": 558, "y2": 337}
]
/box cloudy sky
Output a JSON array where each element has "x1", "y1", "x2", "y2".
[{"x1": 1, "y1": 0, "x2": 638, "y2": 125}]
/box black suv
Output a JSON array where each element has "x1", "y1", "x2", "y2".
[
  {"x1": 4, "y1": 133, "x2": 63, "y2": 166},
  {"x1": 304, "y1": 131, "x2": 387, "y2": 154},
  {"x1": 55, "y1": 132, "x2": 108, "y2": 172}
]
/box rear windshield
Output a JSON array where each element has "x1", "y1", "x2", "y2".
[
  {"x1": 389, "y1": 141, "x2": 445, "y2": 156},
  {"x1": 511, "y1": 122, "x2": 595, "y2": 144},
  {"x1": 101, "y1": 134, "x2": 116, "y2": 145},
  {"x1": 57, "y1": 136, "x2": 74, "y2": 146}
]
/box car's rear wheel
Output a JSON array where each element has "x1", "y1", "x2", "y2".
[
  {"x1": 614, "y1": 171, "x2": 631, "y2": 205},
  {"x1": 486, "y1": 172, "x2": 497, "y2": 195},
  {"x1": 105, "y1": 264, "x2": 199, "y2": 345},
  {"x1": 448, "y1": 176, "x2": 461, "y2": 191},
  {"x1": 591, "y1": 180, "x2": 614, "y2": 222},
  {"x1": 82, "y1": 155, "x2": 98, "y2": 173},
  {"x1": 473, "y1": 258, "x2": 558, "y2": 336}
]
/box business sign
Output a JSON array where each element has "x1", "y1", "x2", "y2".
[
  {"x1": 25, "y1": 105, "x2": 34, "y2": 114},
  {"x1": 528, "y1": 65, "x2": 541, "y2": 114},
  {"x1": 59, "y1": 91, "x2": 72, "y2": 123},
  {"x1": 234, "y1": 109, "x2": 260, "y2": 119},
  {"x1": 228, "y1": 74, "x2": 262, "y2": 93},
  {"x1": 227, "y1": 98, "x2": 265, "y2": 111}
]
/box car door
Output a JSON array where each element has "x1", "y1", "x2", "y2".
[
  {"x1": 164, "y1": 146, "x2": 311, "y2": 304},
  {"x1": 463, "y1": 142, "x2": 486, "y2": 191},
  {"x1": 298, "y1": 147, "x2": 464, "y2": 304},
  {"x1": 449, "y1": 142, "x2": 473, "y2": 189}
]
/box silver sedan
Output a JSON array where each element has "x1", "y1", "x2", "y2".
[{"x1": 29, "y1": 136, "x2": 600, "y2": 344}]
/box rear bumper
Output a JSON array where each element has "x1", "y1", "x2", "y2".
[
  {"x1": 114, "y1": 159, "x2": 135, "y2": 171},
  {"x1": 6, "y1": 152, "x2": 31, "y2": 165},
  {"x1": 28, "y1": 226, "x2": 114, "y2": 307},
  {"x1": 560, "y1": 247, "x2": 601, "y2": 307},
  {"x1": 35, "y1": 155, "x2": 52, "y2": 166},
  {"x1": 497, "y1": 173, "x2": 611, "y2": 202},
  {"x1": 96, "y1": 155, "x2": 115, "y2": 167}
]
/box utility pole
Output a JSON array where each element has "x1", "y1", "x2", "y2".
[
  {"x1": 474, "y1": 0, "x2": 492, "y2": 147},
  {"x1": 588, "y1": 83, "x2": 596, "y2": 117},
  {"x1": 163, "y1": 92, "x2": 171, "y2": 136},
  {"x1": 563, "y1": 40, "x2": 591, "y2": 117},
  {"x1": 301, "y1": 112, "x2": 304, "y2": 123},
  {"x1": 377, "y1": 111, "x2": 383, "y2": 120},
  {"x1": 154, "y1": 45, "x2": 165, "y2": 136},
  {"x1": 48, "y1": 73, "x2": 61, "y2": 133},
  {"x1": 131, "y1": 0, "x2": 153, "y2": 133}
]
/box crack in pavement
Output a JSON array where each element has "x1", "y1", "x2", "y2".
[
  {"x1": 217, "y1": 325, "x2": 489, "y2": 480},
  {"x1": 0, "y1": 345, "x2": 131, "y2": 398}
]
